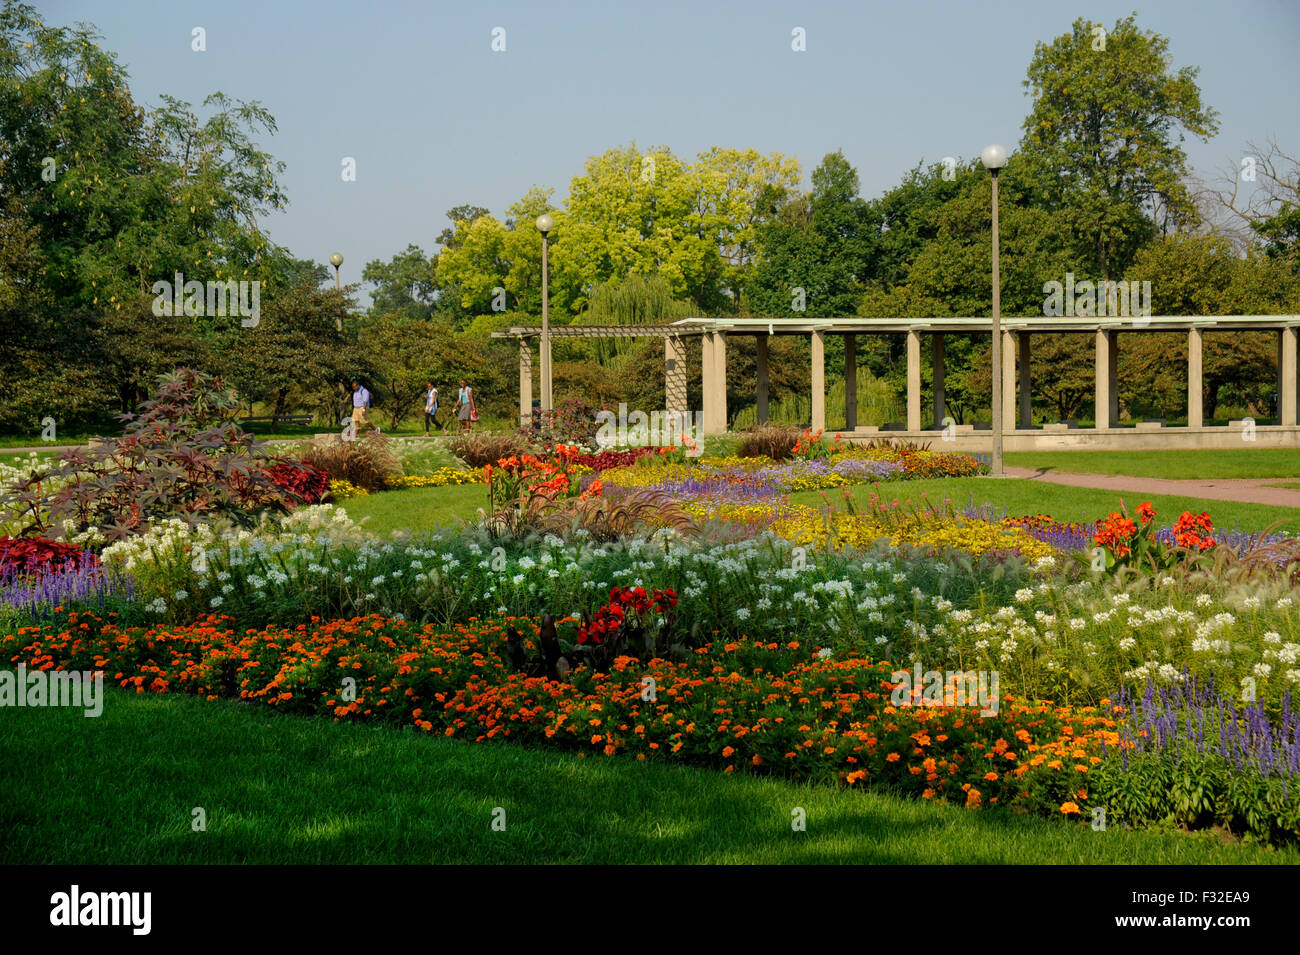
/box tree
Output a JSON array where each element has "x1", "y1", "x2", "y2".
[
  {"x1": 0, "y1": 3, "x2": 294, "y2": 427},
  {"x1": 575, "y1": 272, "x2": 694, "y2": 364},
  {"x1": 435, "y1": 204, "x2": 490, "y2": 250},
  {"x1": 363, "y1": 244, "x2": 436, "y2": 319},
  {"x1": 1200, "y1": 139, "x2": 1300, "y2": 264},
  {"x1": 688, "y1": 147, "x2": 800, "y2": 310},
  {"x1": 362, "y1": 315, "x2": 464, "y2": 430},
  {"x1": 1121, "y1": 235, "x2": 1300, "y2": 418},
  {"x1": 225, "y1": 284, "x2": 355, "y2": 428},
  {"x1": 749, "y1": 152, "x2": 876, "y2": 318},
  {"x1": 1019, "y1": 14, "x2": 1218, "y2": 279}
]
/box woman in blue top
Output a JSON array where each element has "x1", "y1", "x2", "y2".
[{"x1": 454, "y1": 379, "x2": 476, "y2": 432}]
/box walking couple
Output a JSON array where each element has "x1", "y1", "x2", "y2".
[{"x1": 425, "y1": 379, "x2": 478, "y2": 435}]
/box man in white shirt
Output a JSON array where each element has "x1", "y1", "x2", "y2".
[{"x1": 350, "y1": 380, "x2": 372, "y2": 433}]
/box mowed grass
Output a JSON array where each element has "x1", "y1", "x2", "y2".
[
  {"x1": 791, "y1": 478, "x2": 1300, "y2": 533},
  {"x1": 2, "y1": 689, "x2": 1292, "y2": 865},
  {"x1": 341, "y1": 478, "x2": 1300, "y2": 540},
  {"x1": 342, "y1": 484, "x2": 484, "y2": 536},
  {"x1": 1005, "y1": 448, "x2": 1300, "y2": 479}
]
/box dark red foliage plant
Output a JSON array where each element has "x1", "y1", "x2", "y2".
[
  {"x1": 265, "y1": 461, "x2": 330, "y2": 504},
  {"x1": 0, "y1": 536, "x2": 98, "y2": 575},
  {"x1": 0, "y1": 369, "x2": 308, "y2": 545}
]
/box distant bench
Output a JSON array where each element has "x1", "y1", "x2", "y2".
[{"x1": 240, "y1": 415, "x2": 313, "y2": 428}]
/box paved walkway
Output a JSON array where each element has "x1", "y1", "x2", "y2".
[{"x1": 1003, "y1": 467, "x2": 1300, "y2": 508}]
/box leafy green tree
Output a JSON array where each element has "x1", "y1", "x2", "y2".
[
  {"x1": 1121, "y1": 235, "x2": 1300, "y2": 418},
  {"x1": 0, "y1": 3, "x2": 294, "y2": 427},
  {"x1": 360, "y1": 314, "x2": 465, "y2": 430},
  {"x1": 435, "y1": 204, "x2": 490, "y2": 250},
  {"x1": 363, "y1": 244, "x2": 436, "y2": 319},
  {"x1": 1019, "y1": 14, "x2": 1218, "y2": 279},
  {"x1": 749, "y1": 152, "x2": 877, "y2": 318},
  {"x1": 225, "y1": 284, "x2": 355, "y2": 428}
]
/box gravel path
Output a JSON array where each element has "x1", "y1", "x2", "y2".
[{"x1": 1003, "y1": 467, "x2": 1300, "y2": 508}]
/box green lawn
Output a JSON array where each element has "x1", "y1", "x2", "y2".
[
  {"x1": 342, "y1": 484, "x2": 484, "y2": 535},
  {"x1": 2, "y1": 688, "x2": 1289, "y2": 865},
  {"x1": 1005, "y1": 448, "x2": 1300, "y2": 479},
  {"x1": 792, "y1": 477, "x2": 1300, "y2": 533},
  {"x1": 340, "y1": 475, "x2": 1300, "y2": 540}
]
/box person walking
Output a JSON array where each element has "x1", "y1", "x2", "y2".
[
  {"x1": 454, "y1": 379, "x2": 477, "y2": 433},
  {"x1": 424, "y1": 381, "x2": 440, "y2": 436},
  {"x1": 350, "y1": 380, "x2": 374, "y2": 435}
]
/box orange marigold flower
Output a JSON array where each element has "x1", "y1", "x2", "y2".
[
  {"x1": 1060, "y1": 801, "x2": 1081, "y2": 815},
  {"x1": 886, "y1": 752, "x2": 901, "y2": 762}
]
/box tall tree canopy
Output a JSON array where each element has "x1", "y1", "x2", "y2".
[{"x1": 1018, "y1": 14, "x2": 1219, "y2": 279}]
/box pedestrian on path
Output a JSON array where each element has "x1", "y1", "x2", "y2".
[
  {"x1": 350, "y1": 380, "x2": 375, "y2": 434},
  {"x1": 455, "y1": 379, "x2": 477, "y2": 433},
  {"x1": 424, "y1": 381, "x2": 441, "y2": 436}
]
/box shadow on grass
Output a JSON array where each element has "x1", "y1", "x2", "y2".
[{"x1": 1, "y1": 689, "x2": 1290, "y2": 865}]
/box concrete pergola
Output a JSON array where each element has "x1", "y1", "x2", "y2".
[{"x1": 494, "y1": 315, "x2": 1300, "y2": 450}]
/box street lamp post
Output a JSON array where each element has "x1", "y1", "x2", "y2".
[
  {"x1": 981, "y1": 144, "x2": 1007, "y2": 476},
  {"x1": 329, "y1": 253, "x2": 344, "y2": 332},
  {"x1": 535, "y1": 214, "x2": 554, "y2": 413}
]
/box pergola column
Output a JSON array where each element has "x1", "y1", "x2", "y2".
[
  {"x1": 755, "y1": 334, "x2": 770, "y2": 425},
  {"x1": 845, "y1": 333, "x2": 858, "y2": 431},
  {"x1": 1017, "y1": 332, "x2": 1032, "y2": 428},
  {"x1": 665, "y1": 335, "x2": 687, "y2": 417},
  {"x1": 518, "y1": 338, "x2": 533, "y2": 428},
  {"x1": 1095, "y1": 330, "x2": 1117, "y2": 429},
  {"x1": 1281, "y1": 327, "x2": 1297, "y2": 426},
  {"x1": 906, "y1": 329, "x2": 921, "y2": 431},
  {"x1": 1187, "y1": 328, "x2": 1203, "y2": 428},
  {"x1": 811, "y1": 330, "x2": 826, "y2": 433},
  {"x1": 701, "y1": 333, "x2": 719, "y2": 435},
  {"x1": 932, "y1": 333, "x2": 946, "y2": 427},
  {"x1": 1001, "y1": 330, "x2": 1016, "y2": 429},
  {"x1": 713, "y1": 332, "x2": 727, "y2": 432}
]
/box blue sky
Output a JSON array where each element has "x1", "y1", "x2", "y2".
[{"x1": 42, "y1": 0, "x2": 1300, "y2": 295}]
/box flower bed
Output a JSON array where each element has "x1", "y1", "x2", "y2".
[{"x1": 5, "y1": 610, "x2": 1295, "y2": 843}]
